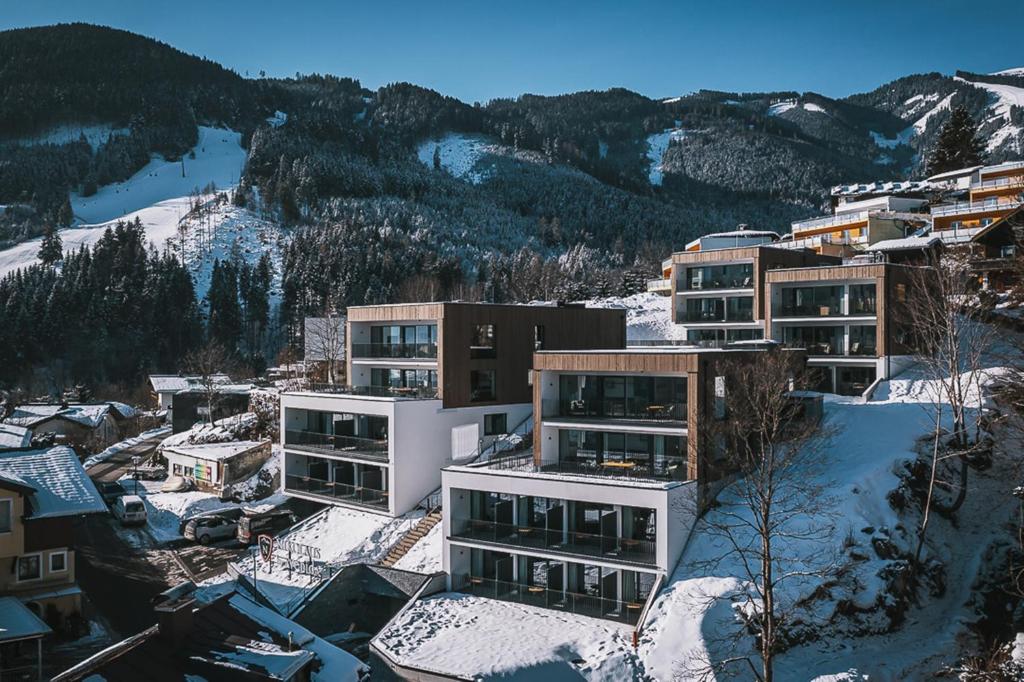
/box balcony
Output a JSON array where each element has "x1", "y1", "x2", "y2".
[
  {"x1": 791, "y1": 210, "x2": 870, "y2": 234},
  {"x1": 284, "y1": 474, "x2": 388, "y2": 509},
  {"x1": 646, "y1": 278, "x2": 671, "y2": 293},
  {"x1": 545, "y1": 398, "x2": 686, "y2": 424},
  {"x1": 284, "y1": 429, "x2": 389, "y2": 462},
  {"x1": 351, "y1": 342, "x2": 437, "y2": 360},
  {"x1": 453, "y1": 574, "x2": 644, "y2": 624},
  {"x1": 454, "y1": 519, "x2": 656, "y2": 566},
  {"x1": 682, "y1": 308, "x2": 725, "y2": 323},
  {"x1": 485, "y1": 452, "x2": 686, "y2": 484},
  {"x1": 776, "y1": 303, "x2": 845, "y2": 318},
  {"x1": 931, "y1": 199, "x2": 1021, "y2": 218},
  {"x1": 300, "y1": 383, "x2": 438, "y2": 400}
]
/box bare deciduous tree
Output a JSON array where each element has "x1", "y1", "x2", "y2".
[
  {"x1": 183, "y1": 341, "x2": 232, "y2": 424},
  {"x1": 304, "y1": 309, "x2": 345, "y2": 386},
  {"x1": 905, "y1": 254, "x2": 995, "y2": 573},
  {"x1": 684, "y1": 350, "x2": 835, "y2": 682}
]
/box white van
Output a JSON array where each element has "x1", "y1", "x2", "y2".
[{"x1": 112, "y1": 495, "x2": 147, "y2": 526}]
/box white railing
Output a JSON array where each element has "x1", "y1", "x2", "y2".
[
  {"x1": 662, "y1": 257, "x2": 673, "y2": 273},
  {"x1": 791, "y1": 210, "x2": 871, "y2": 233},
  {"x1": 646, "y1": 278, "x2": 671, "y2": 293},
  {"x1": 930, "y1": 199, "x2": 1021, "y2": 218},
  {"x1": 777, "y1": 232, "x2": 865, "y2": 251},
  {"x1": 971, "y1": 175, "x2": 1024, "y2": 191}
]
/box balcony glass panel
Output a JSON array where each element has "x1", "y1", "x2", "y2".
[
  {"x1": 683, "y1": 297, "x2": 725, "y2": 322},
  {"x1": 556, "y1": 375, "x2": 686, "y2": 422},
  {"x1": 370, "y1": 368, "x2": 437, "y2": 393},
  {"x1": 358, "y1": 324, "x2": 437, "y2": 358},
  {"x1": 726, "y1": 296, "x2": 754, "y2": 322},
  {"x1": 781, "y1": 326, "x2": 844, "y2": 355},
  {"x1": 556, "y1": 430, "x2": 686, "y2": 480},
  {"x1": 848, "y1": 284, "x2": 877, "y2": 315},
  {"x1": 284, "y1": 454, "x2": 388, "y2": 508},
  {"x1": 285, "y1": 409, "x2": 388, "y2": 460},
  {"x1": 778, "y1": 286, "x2": 844, "y2": 317},
  {"x1": 684, "y1": 263, "x2": 754, "y2": 291},
  {"x1": 848, "y1": 325, "x2": 877, "y2": 356}
]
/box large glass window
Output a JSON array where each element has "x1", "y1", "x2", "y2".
[
  {"x1": 0, "y1": 499, "x2": 10, "y2": 533},
  {"x1": 17, "y1": 554, "x2": 40, "y2": 581},
  {"x1": 471, "y1": 324, "x2": 496, "y2": 359},
  {"x1": 371, "y1": 368, "x2": 437, "y2": 390},
  {"x1": 726, "y1": 328, "x2": 763, "y2": 342},
  {"x1": 781, "y1": 326, "x2": 844, "y2": 355},
  {"x1": 557, "y1": 375, "x2": 685, "y2": 421},
  {"x1": 484, "y1": 413, "x2": 507, "y2": 436},
  {"x1": 471, "y1": 370, "x2": 496, "y2": 402},
  {"x1": 684, "y1": 297, "x2": 725, "y2": 322},
  {"x1": 778, "y1": 286, "x2": 844, "y2": 317},
  {"x1": 726, "y1": 296, "x2": 754, "y2": 322},
  {"x1": 848, "y1": 284, "x2": 877, "y2": 315},
  {"x1": 364, "y1": 324, "x2": 437, "y2": 358},
  {"x1": 685, "y1": 262, "x2": 754, "y2": 290},
  {"x1": 557, "y1": 430, "x2": 685, "y2": 479},
  {"x1": 849, "y1": 326, "x2": 877, "y2": 356},
  {"x1": 837, "y1": 366, "x2": 876, "y2": 396}
]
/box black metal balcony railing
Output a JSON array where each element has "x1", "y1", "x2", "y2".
[
  {"x1": 848, "y1": 299, "x2": 877, "y2": 315},
  {"x1": 550, "y1": 398, "x2": 686, "y2": 423},
  {"x1": 682, "y1": 309, "x2": 726, "y2": 322},
  {"x1": 483, "y1": 452, "x2": 686, "y2": 484},
  {"x1": 782, "y1": 340, "x2": 845, "y2": 356},
  {"x1": 303, "y1": 383, "x2": 439, "y2": 399},
  {"x1": 284, "y1": 474, "x2": 388, "y2": 508},
  {"x1": 351, "y1": 342, "x2": 437, "y2": 359},
  {"x1": 453, "y1": 574, "x2": 645, "y2": 625},
  {"x1": 777, "y1": 303, "x2": 845, "y2": 317},
  {"x1": 284, "y1": 430, "x2": 389, "y2": 461},
  {"x1": 454, "y1": 519, "x2": 656, "y2": 565}
]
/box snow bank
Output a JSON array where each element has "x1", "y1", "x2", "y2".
[
  {"x1": 585, "y1": 292, "x2": 684, "y2": 341},
  {"x1": 237, "y1": 506, "x2": 422, "y2": 613},
  {"x1": 160, "y1": 412, "x2": 258, "y2": 448},
  {"x1": 143, "y1": 489, "x2": 286, "y2": 543}
]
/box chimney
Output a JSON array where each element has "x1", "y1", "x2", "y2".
[
  {"x1": 153, "y1": 581, "x2": 197, "y2": 645},
  {"x1": 155, "y1": 597, "x2": 195, "y2": 646}
]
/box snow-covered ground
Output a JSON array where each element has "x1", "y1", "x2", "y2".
[
  {"x1": 391, "y1": 521, "x2": 443, "y2": 574},
  {"x1": 956, "y1": 73, "x2": 1024, "y2": 153},
  {"x1": 645, "y1": 125, "x2": 687, "y2": 186},
  {"x1": 143, "y1": 489, "x2": 287, "y2": 544},
  {"x1": 587, "y1": 292, "x2": 683, "y2": 342},
  {"x1": 235, "y1": 505, "x2": 423, "y2": 614},
  {"x1": 767, "y1": 100, "x2": 797, "y2": 116},
  {"x1": 416, "y1": 132, "x2": 498, "y2": 184}
]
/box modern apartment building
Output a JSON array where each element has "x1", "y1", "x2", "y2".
[
  {"x1": 280, "y1": 303, "x2": 626, "y2": 516},
  {"x1": 783, "y1": 196, "x2": 930, "y2": 256},
  {"x1": 441, "y1": 346, "x2": 783, "y2": 624},
  {"x1": 930, "y1": 161, "x2": 1024, "y2": 234},
  {"x1": 663, "y1": 245, "x2": 836, "y2": 345},
  {"x1": 764, "y1": 262, "x2": 920, "y2": 395}
]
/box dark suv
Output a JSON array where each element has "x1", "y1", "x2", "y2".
[{"x1": 236, "y1": 510, "x2": 299, "y2": 544}]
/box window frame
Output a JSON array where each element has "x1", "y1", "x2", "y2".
[
  {"x1": 49, "y1": 550, "x2": 68, "y2": 573},
  {"x1": 483, "y1": 413, "x2": 508, "y2": 436},
  {"x1": 0, "y1": 498, "x2": 12, "y2": 534},
  {"x1": 16, "y1": 553, "x2": 42, "y2": 583},
  {"x1": 470, "y1": 324, "x2": 497, "y2": 359},
  {"x1": 470, "y1": 370, "x2": 497, "y2": 402}
]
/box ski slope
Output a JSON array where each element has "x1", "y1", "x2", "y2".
[{"x1": 0, "y1": 126, "x2": 245, "y2": 278}]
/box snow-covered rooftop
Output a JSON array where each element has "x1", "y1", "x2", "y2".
[
  {"x1": 0, "y1": 446, "x2": 106, "y2": 518},
  {"x1": 4, "y1": 402, "x2": 135, "y2": 429},
  {"x1": 831, "y1": 180, "x2": 935, "y2": 197},
  {"x1": 868, "y1": 235, "x2": 942, "y2": 252},
  {"x1": 373, "y1": 593, "x2": 641, "y2": 679},
  {"x1": 0, "y1": 597, "x2": 52, "y2": 642},
  {"x1": 162, "y1": 440, "x2": 267, "y2": 462},
  {"x1": 148, "y1": 374, "x2": 232, "y2": 394},
  {"x1": 925, "y1": 165, "x2": 984, "y2": 182},
  {"x1": 0, "y1": 423, "x2": 31, "y2": 450}
]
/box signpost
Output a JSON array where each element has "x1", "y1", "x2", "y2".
[{"x1": 258, "y1": 534, "x2": 274, "y2": 562}]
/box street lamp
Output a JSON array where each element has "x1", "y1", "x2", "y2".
[{"x1": 131, "y1": 455, "x2": 141, "y2": 495}]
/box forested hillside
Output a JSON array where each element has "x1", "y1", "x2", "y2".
[{"x1": 1, "y1": 23, "x2": 1022, "y2": 390}]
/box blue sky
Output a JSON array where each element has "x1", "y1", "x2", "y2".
[{"x1": 3, "y1": 1, "x2": 1022, "y2": 102}]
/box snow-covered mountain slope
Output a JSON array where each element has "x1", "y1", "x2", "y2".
[
  {"x1": 0, "y1": 126, "x2": 247, "y2": 279},
  {"x1": 10, "y1": 122, "x2": 129, "y2": 150},
  {"x1": 956, "y1": 73, "x2": 1024, "y2": 154},
  {"x1": 72, "y1": 125, "x2": 245, "y2": 225},
  {"x1": 646, "y1": 125, "x2": 688, "y2": 186},
  {"x1": 415, "y1": 131, "x2": 550, "y2": 184}
]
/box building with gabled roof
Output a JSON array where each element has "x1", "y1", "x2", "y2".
[{"x1": 0, "y1": 446, "x2": 106, "y2": 629}]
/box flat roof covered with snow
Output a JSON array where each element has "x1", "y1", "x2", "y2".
[
  {"x1": 149, "y1": 374, "x2": 231, "y2": 393},
  {"x1": 162, "y1": 440, "x2": 267, "y2": 462},
  {"x1": 0, "y1": 446, "x2": 107, "y2": 518}
]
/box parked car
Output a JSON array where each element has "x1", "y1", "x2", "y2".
[
  {"x1": 178, "y1": 507, "x2": 246, "y2": 535},
  {"x1": 237, "y1": 510, "x2": 299, "y2": 544},
  {"x1": 97, "y1": 480, "x2": 128, "y2": 506},
  {"x1": 184, "y1": 515, "x2": 239, "y2": 545},
  {"x1": 112, "y1": 495, "x2": 147, "y2": 526}
]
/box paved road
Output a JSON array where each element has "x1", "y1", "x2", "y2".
[{"x1": 86, "y1": 434, "x2": 164, "y2": 482}]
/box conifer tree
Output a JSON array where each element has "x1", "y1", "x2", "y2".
[
  {"x1": 38, "y1": 227, "x2": 63, "y2": 265},
  {"x1": 926, "y1": 106, "x2": 986, "y2": 176}
]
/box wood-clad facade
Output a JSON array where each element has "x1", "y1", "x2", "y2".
[{"x1": 347, "y1": 303, "x2": 626, "y2": 409}]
